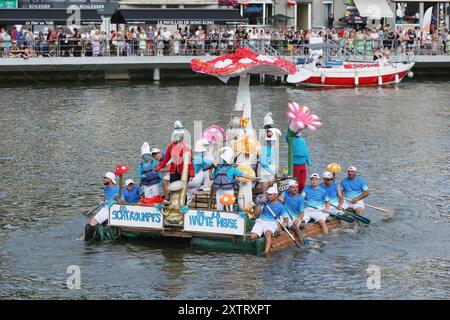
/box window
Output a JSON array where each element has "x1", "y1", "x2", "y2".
[
  {"x1": 395, "y1": 2, "x2": 420, "y2": 25},
  {"x1": 243, "y1": 4, "x2": 264, "y2": 25}
]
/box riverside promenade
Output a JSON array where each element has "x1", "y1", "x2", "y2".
[{"x1": 1, "y1": 54, "x2": 449, "y2": 81}]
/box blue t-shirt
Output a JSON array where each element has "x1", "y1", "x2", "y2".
[
  {"x1": 281, "y1": 191, "x2": 304, "y2": 219},
  {"x1": 121, "y1": 186, "x2": 142, "y2": 204},
  {"x1": 104, "y1": 185, "x2": 119, "y2": 202},
  {"x1": 260, "y1": 200, "x2": 286, "y2": 222},
  {"x1": 319, "y1": 182, "x2": 339, "y2": 205},
  {"x1": 301, "y1": 185, "x2": 329, "y2": 208},
  {"x1": 340, "y1": 176, "x2": 368, "y2": 199}
]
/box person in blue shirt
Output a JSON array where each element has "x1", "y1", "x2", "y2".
[
  {"x1": 151, "y1": 147, "x2": 170, "y2": 199},
  {"x1": 86, "y1": 172, "x2": 119, "y2": 239},
  {"x1": 120, "y1": 179, "x2": 142, "y2": 205},
  {"x1": 279, "y1": 179, "x2": 305, "y2": 229},
  {"x1": 251, "y1": 186, "x2": 286, "y2": 253},
  {"x1": 301, "y1": 173, "x2": 330, "y2": 234},
  {"x1": 340, "y1": 166, "x2": 369, "y2": 215},
  {"x1": 188, "y1": 139, "x2": 213, "y2": 204},
  {"x1": 210, "y1": 147, "x2": 255, "y2": 211},
  {"x1": 285, "y1": 131, "x2": 311, "y2": 193},
  {"x1": 320, "y1": 171, "x2": 344, "y2": 214}
]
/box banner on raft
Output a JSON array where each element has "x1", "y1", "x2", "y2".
[
  {"x1": 183, "y1": 210, "x2": 245, "y2": 236},
  {"x1": 109, "y1": 205, "x2": 163, "y2": 230}
]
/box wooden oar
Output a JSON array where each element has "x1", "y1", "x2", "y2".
[
  {"x1": 265, "y1": 203, "x2": 303, "y2": 250},
  {"x1": 282, "y1": 205, "x2": 309, "y2": 245},
  {"x1": 344, "y1": 198, "x2": 394, "y2": 214},
  {"x1": 306, "y1": 204, "x2": 355, "y2": 223},
  {"x1": 330, "y1": 204, "x2": 371, "y2": 224}
]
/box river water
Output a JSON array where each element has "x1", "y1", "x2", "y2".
[{"x1": 0, "y1": 78, "x2": 449, "y2": 300}]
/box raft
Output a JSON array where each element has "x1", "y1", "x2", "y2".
[{"x1": 93, "y1": 216, "x2": 346, "y2": 256}]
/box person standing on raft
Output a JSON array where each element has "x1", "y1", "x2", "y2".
[
  {"x1": 138, "y1": 142, "x2": 161, "y2": 198},
  {"x1": 154, "y1": 121, "x2": 195, "y2": 183},
  {"x1": 285, "y1": 130, "x2": 311, "y2": 193}
]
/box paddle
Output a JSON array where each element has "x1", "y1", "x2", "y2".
[
  {"x1": 283, "y1": 205, "x2": 309, "y2": 245},
  {"x1": 264, "y1": 203, "x2": 303, "y2": 250},
  {"x1": 306, "y1": 204, "x2": 355, "y2": 223},
  {"x1": 344, "y1": 198, "x2": 394, "y2": 214},
  {"x1": 85, "y1": 204, "x2": 102, "y2": 217},
  {"x1": 330, "y1": 204, "x2": 371, "y2": 224}
]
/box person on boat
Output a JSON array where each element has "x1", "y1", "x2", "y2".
[
  {"x1": 319, "y1": 171, "x2": 344, "y2": 214},
  {"x1": 138, "y1": 142, "x2": 161, "y2": 198},
  {"x1": 301, "y1": 173, "x2": 330, "y2": 234},
  {"x1": 258, "y1": 113, "x2": 282, "y2": 193},
  {"x1": 210, "y1": 146, "x2": 255, "y2": 211},
  {"x1": 154, "y1": 121, "x2": 195, "y2": 183},
  {"x1": 278, "y1": 179, "x2": 305, "y2": 238},
  {"x1": 151, "y1": 147, "x2": 170, "y2": 199},
  {"x1": 251, "y1": 186, "x2": 287, "y2": 254},
  {"x1": 85, "y1": 172, "x2": 119, "y2": 240},
  {"x1": 187, "y1": 139, "x2": 213, "y2": 203},
  {"x1": 120, "y1": 179, "x2": 142, "y2": 205},
  {"x1": 340, "y1": 166, "x2": 369, "y2": 216},
  {"x1": 285, "y1": 131, "x2": 311, "y2": 193}
]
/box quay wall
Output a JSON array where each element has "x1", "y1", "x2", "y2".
[{"x1": 0, "y1": 56, "x2": 449, "y2": 82}]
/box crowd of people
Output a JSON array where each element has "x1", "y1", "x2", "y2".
[
  {"x1": 1, "y1": 23, "x2": 450, "y2": 59},
  {"x1": 84, "y1": 116, "x2": 370, "y2": 254}
]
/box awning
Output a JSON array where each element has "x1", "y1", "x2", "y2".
[
  {"x1": 339, "y1": 14, "x2": 368, "y2": 25},
  {"x1": 0, "y1": 8, "x2": 103, "y2": 26},
  {"x1": 352, "y1": 0, "x2": 394, "y2": 19},
  {"x1": 111, "y1": 9, "x2": 248, "y2": 25}
]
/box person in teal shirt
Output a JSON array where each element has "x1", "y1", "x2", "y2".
[
  {"x1": 301, "y1": 173, "x2": 330, "y2": 234},
  {"x1": 340, "y1": 166, "x2": 369, "y2": 215},
  {"x1": 320, "y1": 171, "x2": 344, "y2": 213}
]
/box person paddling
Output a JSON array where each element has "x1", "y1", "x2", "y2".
[
  {"x1": 340, "y1": 166, "x2": 369, "y2": 216},
  {"x1": 120, "y1": 179, "x2": 142, "y2": 205},
  {"x1": 320, "y1": 171, "x2": 344, "y2": 214},
  {"x1": 301, "y1": 173, "x2": 330, "y2": 234},
  {"x1": 251, "y1": 186, "x2": 287, "y2": 253},
  {"x1": 85, "y1": 172, "x2": 119, "y2": 240},
  {"x1": 278, "y1": 180, "x2": 305, "y2": 238}
]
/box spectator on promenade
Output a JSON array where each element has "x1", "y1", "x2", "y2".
[{"x1": 161, "y1": 27, "x2": 172, "y2": 55}]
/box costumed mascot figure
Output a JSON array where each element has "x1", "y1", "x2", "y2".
[
  {"x1": 286, "y1": 101, "x2": 322, "y2": 193},
  {"x1": 154, "y1": 121, "x2": 195, "y2": 225},
  {"x1": 138, "y1": 142, "x2": 161, "y2": 198},
  {"x1": 187, "y1": 138, "x2": 213, "y2": 204},
  {"x1": 258, "y1": 112, "x2": 282, "y2": 193}
]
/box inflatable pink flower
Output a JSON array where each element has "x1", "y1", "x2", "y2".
[
  {"x1": 202, "y1": 125, "x2": 226, "y2": 143},
  {"x1": 287, "y1": 101, "x2": 322, "y2": 132}
]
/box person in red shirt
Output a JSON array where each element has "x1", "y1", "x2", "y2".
[{"x1": 154, "y1": 121, "x2": 195, "y2": 183}]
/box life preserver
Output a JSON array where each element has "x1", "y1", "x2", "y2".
[
  {"x1": 212, "y1": 165, "x2": 237, "y2": 190},
  {"x1": 140, "y1": 162, "x2": 161, "y2": 186}
]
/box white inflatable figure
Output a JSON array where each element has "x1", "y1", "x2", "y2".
[{"x1": 187, "y1": 139, "x2": 213, "y2": 204}]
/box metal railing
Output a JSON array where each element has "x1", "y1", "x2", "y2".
[{"x1": 0, "y1": 38, "x2": 449, "y2": 59}]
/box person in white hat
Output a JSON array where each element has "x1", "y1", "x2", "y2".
[
  {"x1": 85, "y1": 172, "x2": 119, "y2": 239},
  {"x1": 251, "y1": 186, "x2": 287, "y2": 253},
  {"x1": 319, "y1": 171, "x2": 344, "y2": 214},
  {"x1": 187, "y1": 139, "x2": 213, "y2": 203},
  {"x1": 278, "y1": 179, "x2": 305, "y2": 233},
  {"x1": 257, "y1": 127, "x2": 282, "y2": 193},
  {"x1": 151, "y1": 147, "x2": 170, "y2": 199},
  {"x1": 301, "y1": 173, "x2": 330, "y2": 234},
  {"x1": 138, "y1": 142, "x2": 161, "y2": 198},
  {"x1": 340, "y1": 166, "x2": 369, "y2": 215},
  {"x1": 120, "y1": 179, "x2": 142, "y2": 205},
  {"x1": 210, "y1": 146, "x2": 255, "y2": 211}
]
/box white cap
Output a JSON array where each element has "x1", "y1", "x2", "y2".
[
  {"x1": 174, "y1": 120, "x2": 184, "y2": 130},
  {"x1": 150, "y1": 148, "x2": 161, "y2": 154},
  {"x1": 219, "y1": 146, "x2": 235, "y2": 164},
  {"x1": 347, "y1": 166, "x2": 357, "y2": 172},
  {"x1": 310, "y1": 173, "x2": 320, "y2": 179},
  {"x1": 263, "y1": 112, "x2": 274, "y2": 127},
  {"x1": 288, "y1": 180, "x2": 298, "y2": 187},
  {"x1": 125, "y1": 179, "x2": 134, "y2": 186},
  {"x1": 266, "y1": 186, "x2": 278, "y2": 195},
  {"x1": 141, "y1": 142, "x2": 151, "y2": 156},
  {"x1": 194, "y1": 139, "x2": 209, "y2": 153},
  {"x1": 322, "y1": 171, "x2": 333, "y2": 179},
  {"x1": 104, "y1": 172, "x2": 116, "y2": 184}
]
